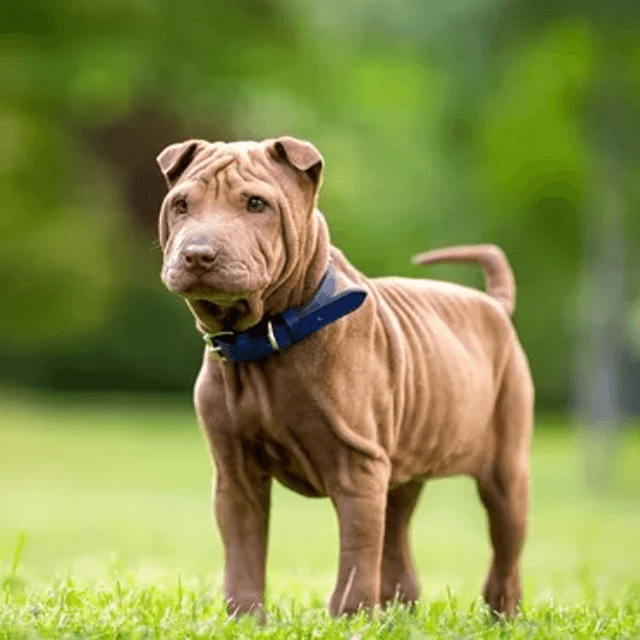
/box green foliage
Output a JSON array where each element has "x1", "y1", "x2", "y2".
[{"x1": 1, "y1": 0, "x2": 639, "y2": 406}]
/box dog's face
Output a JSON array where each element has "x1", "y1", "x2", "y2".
[{"x1": 156, "y1": 137, "x2": 325, "y2": 334}]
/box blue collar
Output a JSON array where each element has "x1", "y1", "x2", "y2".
[{"x1": 203, "y1": 264, "x2": 367, "y2": 363}]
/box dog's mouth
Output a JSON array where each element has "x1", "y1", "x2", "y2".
[
  {"x1": 189, "y1": 297, "x2": 254, "y2": 333},
  {"x1": 197, "y1": 299, "x2": 221, "y2": 318}
]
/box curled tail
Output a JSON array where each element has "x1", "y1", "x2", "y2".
[{"x1": 411, "y1": 244, "x2": 516, "y2": 316}]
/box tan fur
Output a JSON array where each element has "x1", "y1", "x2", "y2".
[{"x1": 156, "y1": 137, "x2": 534, "y2": 618}]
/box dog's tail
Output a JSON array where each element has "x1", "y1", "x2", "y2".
[{"x1": 411, "y1": 244, "x2": 515, "y2": 316}]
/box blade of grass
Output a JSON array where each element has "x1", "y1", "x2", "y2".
[{"x1": 10, "y1": 531, "x2": 26, "y2": 578}]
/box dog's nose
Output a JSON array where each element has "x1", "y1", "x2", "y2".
[{"x1": 181, "y1": 246, "x2": 216, "y2": 274}]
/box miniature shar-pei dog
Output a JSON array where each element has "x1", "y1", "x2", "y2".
[{"x1": 156, "y1": 136, "x2": 533, "y2": 618}]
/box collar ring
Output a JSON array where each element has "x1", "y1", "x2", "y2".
[{"x1": 266, "y1": 320, "x2": 280, "y2": 351}]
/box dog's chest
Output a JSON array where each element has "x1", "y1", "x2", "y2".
[
  {"x1": 228, "y1": 367, "x2": 327, "y2": 497},
  {"x1": 259, "y1": 437, "x2": 325, "y2": 497}
]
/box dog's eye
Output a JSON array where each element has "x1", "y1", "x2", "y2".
[
  {"x1": 246, "y1": 196, "x2": 268, "y2": 213},
  {"x1": 173, "y1": 198, "x2": 188, "y2": 214}
]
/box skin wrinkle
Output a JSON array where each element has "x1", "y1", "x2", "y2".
[
  {"x1": 255, "y1": 234, "x2": 275, "y2": 280},
  {"x1": 294, "y1": 214, "x2": 324, "y2": 307},
  {"x1": 370, "y1": 293, "x2": 405, "y2": 454},
  {"x1": 187, "y1": 149, "x2": 216, "y2": 181},
  {"x1": 234, "y1": 153, "x2": 267, "y2": 185},
  {"x1": 258, "y1": 191, "x2": 318, "y2": 309},
  {"x1": 273, "y1": 196, "x2": 299, "y2": 290},
  {"x1": 184, "y1": 146, "x2": 228, "y2": 184},
  {"x1": 398, "y1": 295, "x2": 436, "y2": 440},
  {"x1": 223, "y1": 164, "x2": 234, "y2": 194},
  {"x1": 230, "y1": 444, "x2": 265, "y2": 517},
  {"x1": 235, "y1": 166, "x2": 284, "y2": 297},
  {"x1": 212, "y1": 158, "x2": 235, "y2": 199},
  {"x1": 377, "y1": 287, "x2": 419, "y2": 455},
  {"x1": 262, "y1": 199, "x2": 294, "y2": 307},
  {"x1": 246, "y1": 364, "x2": 275, "y2": 435},
  {"x1": 280, "y1": 423, "x2": 325, "y2": 495},
  {"x1": 189, "y1": 155, "x2": 236, "y2": 197},
  {"x1": 178, "y1": 149, "x2": 213, "y2": 186},
  {"x1": 227, "y1": 164, "x2": 260, "y2": 208},
  {"x1": 212, "y1": 165, "x2": 220, "y2": 199},
  {"x1": 264, "y1": 248, "x2": 289, "y2": 311},
  {"x1": 270, "y1": 210, "x2": 328, "y2": 314},
  {"x1": 305, "y1": 382, "x2": 388, "y2": 464}
]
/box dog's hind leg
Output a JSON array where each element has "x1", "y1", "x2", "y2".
[
  {"x1": 476, "y1": 462, "x2": 528, "y2": 619},
  {"x1": 476, "y1": 347, "x2": 533, "y2": 619},
  {"x1": 379, "y1": 480, "x2": 425, "y2": 607}
]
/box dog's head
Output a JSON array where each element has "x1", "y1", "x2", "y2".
[{"x1": 156, "y1": 137, "x2": 329, "y2": 334}]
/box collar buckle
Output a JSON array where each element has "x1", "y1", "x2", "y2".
[{"x1": 203, "y1": 332, "x2": 233, "y2": 361}]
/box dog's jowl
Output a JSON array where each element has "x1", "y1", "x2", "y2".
[{"x1": 156, "y1": 136, "x2": 533, "y2": 618}]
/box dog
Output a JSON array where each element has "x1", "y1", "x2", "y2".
[{"x1": 156, "y1": 136, "x2": 533, "y2": 618}]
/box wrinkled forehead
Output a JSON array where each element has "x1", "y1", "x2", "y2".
[{"x1": 181, "y1": 140, "x2": 277, "y2": 190}]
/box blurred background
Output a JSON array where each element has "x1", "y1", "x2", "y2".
[
  {"x1": 1, "y1": 0, "x2": 640, "y2": 416},
  {"x1": 2, "y1": 0, "x2": 640, "y2": 606}
]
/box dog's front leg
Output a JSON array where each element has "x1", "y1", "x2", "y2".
[
  {"x1": 212, "y1": 436, "x2": 271, "y2": 618},
  {"x1": 329, "y1": 459, "x2": 390, "y2": 616}
]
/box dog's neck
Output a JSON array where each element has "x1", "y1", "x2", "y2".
[
  {"x1": 262, "y1": 209, "x2": 331, "y2": 316},
  {"x1": 204, "y1": 260, "x2": 367, "y2": 363}
]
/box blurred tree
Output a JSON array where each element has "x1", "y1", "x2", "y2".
[
  {"x1": 488, "y1": 1, "x2": 640, "y2": 462},
  {"x1": 0, "y1": 0, "x2": 638, "y2": 411},
  {"x1": 426, "y1": 0, "x2": 640, "y2": 414}
]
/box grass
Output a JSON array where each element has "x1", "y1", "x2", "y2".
[{"x1": 1, "y1": 391, "x2": 640, "y2": 638}]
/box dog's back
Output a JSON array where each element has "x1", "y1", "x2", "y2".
[{"x1": 370, "y1": 274, "x2": 520, "y2": 481}]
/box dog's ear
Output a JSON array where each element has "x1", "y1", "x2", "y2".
[
  {"x1": 156, "y1": 140, "x2": 207, "y2": 188},
  {"x1": 271, "y1": 136, "x2": 324, "y2": 189}
]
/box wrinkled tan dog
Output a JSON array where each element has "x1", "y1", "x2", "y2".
[{"x1": 156, "y1": 136, "x2": 533, "y2": 619}]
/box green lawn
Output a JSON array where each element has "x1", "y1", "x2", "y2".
[{"x1": 1, "y1": 392, "x2": 640, "y2": 638}]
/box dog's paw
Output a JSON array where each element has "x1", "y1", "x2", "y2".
[
  {"x1": 379, "y1": 574, "x2": 420, "y2": 609},
  {"x1": 226, "y1": 597, "x2": 266, "y2": 623},
  {"x1": 483, "y1": 571, "x2": 522, "y2": 620}
]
